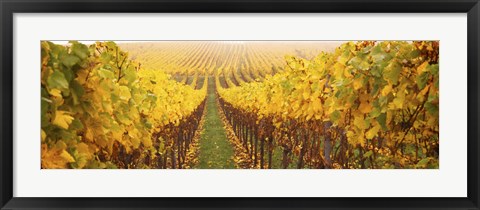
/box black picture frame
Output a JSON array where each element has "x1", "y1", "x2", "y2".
[{"x1": 1, "y1": 0, "x2": 479, "y2": 209}]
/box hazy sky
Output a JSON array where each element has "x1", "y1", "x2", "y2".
[
  {"x1": 49, "y1": 40, "x2": 346, "y2": 45},
  {"x1": 49, "y1": 41, "x2": 154, "y2": 45}
]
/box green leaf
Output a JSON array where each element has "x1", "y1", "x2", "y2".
[
  {"x1": 348, "y1": 56, "x2": 369, "y2": 71},
  {"x1": 428, "y1": 64, "x2": 439, "y2": 75},
  {"x1": 62, "y1": 67, "x2": 74, "y2": 83},
  {"x1": 97, "y1": 68, "x2": 115, "y2": 79},
  {"x1": 116, "y1": 113, "x2": 132, "y2": 125},
  {"x1": 338, "y1": 50, "x2": 351, "y2": 64},
  {"x1": 416, "y1": 158, "x2": 430, "y2": 168},
  {"x1": 144, "y1": 120, "x2": 153, "y2": 129},
  {"x1": 69, "y1": 118, "x2": 84, "y2": 130},
  {"x1": 47, "y1": 71, "x2": 69, "y2": 90},
  {"x1": 383, "y1": 61, "x2": 402, "y2": 85},
  {"x1": 377, "y1": 113, "x2": 387, "y2": 131},
  {"x1": 41, "y1": 98, "x2": 50, "y2": 127},
  {"x1": 409, "y1": 49, "x2": 420, "y2": 58},
  {"x1": 398, "y1": 44, "x2": 417, "y2": 60},
  {"x1": 123, "y1": 67, "x2": 137, "y2": 84},
  {"x1": 371, "y1": 45, "x2": 392, "y2": 63},
  {"x1": 62, "y1": 55, "x2": 81, "y2": 68},
  {"x1": 416, "y1": 72, "x2": 429, "y2": 90},
  {"x1": 71, "y1": 80, "x2": 84, "y2": 97},
  {"x1": 111, "y1": 93, "x2": 119, "y2": 103},
  {"x1": 111, "y1": 122, "x2": 124, "y2": 134},
  {"x1": 329, "y1": 110, "x2": 341, "y2": 124},
  {"x1": 118, "y1": 86, "x2": 131, "y2": 101},
  {"x1": 369, "y1": 107, "x2": 381, "y2": 118},
  {"x1": 71, "y1": 42, "x2": 89, "y2": 59},
  {"x1": 425, "y1": 101, "x2": 439, "y2": 115},
  {"x1": 105, "y1": 41, "x2": 117, "y2": 50},
  {"x1": 363, "y1": 150, "x2": 373, "y2": 158},
  {"x1": 101, "y1": 52, "x2": 113, "y2": 63},
  {"x1": 353, "y1": 148, "x2": 360, "y2": 158},
  {"x1": 105, "y1": 162, "x2": 118, "y2": 169},
  {"x1": 71, "y1": 80, "x2": 85, "y2": 105}
]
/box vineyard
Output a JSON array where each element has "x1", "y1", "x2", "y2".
[{"x1": 41, "y1": 40, "x2": 439, "y2": 169}]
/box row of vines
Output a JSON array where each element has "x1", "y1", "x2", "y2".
[
  {"x1": 41, "y1": 41, "x2": 207, "y2": 169},
  {"x1": 218, "y1": 41, "x2": 439, "y2": 169},
  {"x1": 120, "y1": 41, "x2": 336, "y2": 79}
]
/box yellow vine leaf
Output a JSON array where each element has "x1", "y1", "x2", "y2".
[
  {"x1": 49, "y1": 88, "x2": 62, "y2": 97},
  {"x1": 75, "y1": 143, "x2": 92, "y2": 169},
  {"x1": 75, "y1": 69, "x2": 90, "y2": 85},
  {"x1": 60, "y1": 150, "x2": 76, "y2": 163},
  {"x1": 416, "y1": 61, "x2": 429, "y2": 75},
  {"x1": 41, "y1": 143, "x2": 74, "y2": 169},
  {"x1": 427, "y1": 118, "x2": 438, "y2": 128},
  {"x1": 381, "y1": 85, "x2": 392, "y2": 96},
  {"x1": 346, "y1": 130, "x2": 355, "y2": 139},
  {"x1": 303, "y1": 89, "x2": 311, "y2": 100},
  {"x1": 353, "y1": 115, "x2": 369, "y2": 130},
  {"x1": 311, "y1": 98, "x2": 323, "y2": 114},
  {"x1": 417, "y1": 84, "x2": 431, "y2": 101},
  {"x1": 366, "y1": 124, "x2": 381, "y2": 139},
  {"x1": 353, "y1": 79, "x2": 363, "y2": 90},
  {"x1": 141, "y1": 135, "x2": 153, "y2": 148},
  {"x1": 53, "y1": 110, "x2": 74, "y2": 129},
  {"x1": 85, "y1": 127, "x2": 94, "y2": 142},
  {"x1": 358, "y1": 101, "x2": 373, "y2": 114},
  {"x1": 112, "y1": 130, "x2": 123, "y2": 142},
  {"x1": 333, "y1": 63, "x2": 345, "y2": 79},
  {"x1": 354, "y1": 130, "x2": 366, "y2": 147},
  {"x1": 392, "y1": 91, "x2": 405, "y2": 109},
  {"x1": 41, "y1": 129, "x2": 46, "y2": 142},
  {"x1": 119, "y1": 86, "x2": 132, "y2": 101},
  {"x1": 77, "y1": 143, "x2": 91, "y2": 156},
  {"x1": 344, "y1": 67, "x2": 353, "y2": 78}
]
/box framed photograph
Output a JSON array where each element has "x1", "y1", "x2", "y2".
[{"x1": 1, "y1": 0, "x2": 479, "y2": 209}]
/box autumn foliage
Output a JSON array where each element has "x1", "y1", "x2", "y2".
[
  {"x1": 41, "y1": 41, "x2": 207, "y2": 168},
  {"x1": 218, "y1": 41, "x2": 439, "y2": 169},
  {"x1": 41, "y1": 41, "x2": 439, "y2": 169}
]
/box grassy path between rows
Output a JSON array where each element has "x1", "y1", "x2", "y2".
[{"x1": 196, "y1": 78, "x2": 235, "y2": 169}]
